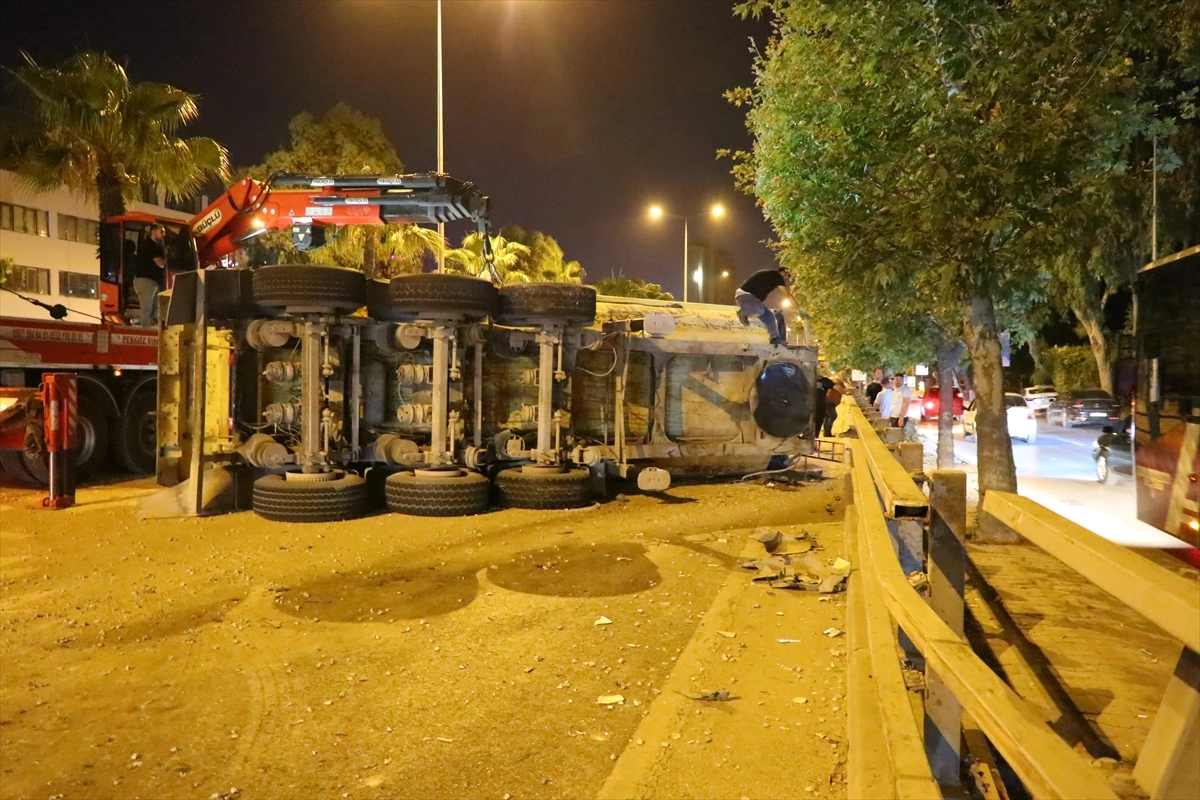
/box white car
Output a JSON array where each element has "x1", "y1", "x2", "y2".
[
  {"x1": 1023, "y1": 385, "x2": 1058, "y2": 414},
  {"x1": 962, "y1": 393, "x2": 1038, "y2": 443}
]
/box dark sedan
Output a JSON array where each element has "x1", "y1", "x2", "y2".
[
  {"x1": 1092, "y1": 417, "x2": 1133, "y2": 484},
  {"x1": 1046, "y1": 389, "x2": 1121, "y2": 428}
]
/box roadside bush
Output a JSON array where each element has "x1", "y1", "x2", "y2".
[{"x1": 1046, "y1": 345, "x2": 1101, "y2": 391}]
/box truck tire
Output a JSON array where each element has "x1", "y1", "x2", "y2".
[
  {"x1": 388, "y1": 274, "x2": 497, "y2": 322},
  {"x1": 385, "y1": 469, "x2": 491, "y2": 516},
  {"x1": 0, "y1": 451, "x2": 42, "y2": 486},
  {"x1": 495, "y1": 283, "x2": 597, "y2": 328},
  {"x1": 494, "y1": 467, "x2": 592, "y2": 509},
  {"x1": 252, "y1": 473, "x2": 368, "y2": 522},
  {"x1": 253, "y1": 265, "x2": 366, "y2": 314},
  {"x1": 112, "y1": 389, "x2": 158, "y2": 474},
  {"x1": 73, "y1": 397, "x2": 109, "y2": 479}
]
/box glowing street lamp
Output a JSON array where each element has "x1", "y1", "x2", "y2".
[{"x1": 647, "y1": 203, "x2": 725, "y2": 302}]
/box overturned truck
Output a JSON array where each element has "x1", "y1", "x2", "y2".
[{"x1": 151, "y1": 176, "x2": 817, "y2": 521}]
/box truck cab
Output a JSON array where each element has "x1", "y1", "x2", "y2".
[{"x1": 99, "y1": 212, "x2": 194, "y2": 322}]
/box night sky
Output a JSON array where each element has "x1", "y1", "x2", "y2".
[{"x1": 1, "y1": 0, "x2": 778, "y2": 296}]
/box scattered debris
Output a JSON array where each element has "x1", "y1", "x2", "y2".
[
  {"x1": 682, "y1": 689, "x2": 734, "y2": 702},
  {"x1": 594, "y1": 616, "x2": 613, "y2": 626},
  {"x1": 902, "y1": 668, "x2": 925, "y2": 691},
  {"x1": 596, "y1": 694, "x2": 625, "y2": 705},
  {"x1": 822, "y1": 627, "x2": 844, "y2": 638},
  {"x1": 716, "y1": 631, "x2": 736, "y2": 639},
  {"x1": 831, "y1": 558, "x2": 852, "y2": 576},
  {"x1": 778, "y1": 638, "x2": 803, "y2": 643},
  {"x1": 907, "y1": 571, "x2": 930, "y2": 591},
  {"x1": 818, "y1": 574, "x2": 847, "y2": 593},
  {"x1": 436, "y1": 737, "x2": 454, "y2": 743},
  {"x1": 752, "y1": 529, "x2": 784, "y2": 552},
  {"x1": 792, "y1": 696, "x2": 808, "y2": 704}
]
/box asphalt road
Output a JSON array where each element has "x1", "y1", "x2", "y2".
[{"x1": 934, "y1": 416, "x2": 1186, "y2": 549}]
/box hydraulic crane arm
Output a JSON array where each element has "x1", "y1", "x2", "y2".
[{"x1": 190, "y1": 172, "x2": 494, "y2": 277}]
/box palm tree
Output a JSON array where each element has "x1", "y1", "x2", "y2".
[
  {"x1": 1, "y1": 51, "x2": 228, "y2": 220},
  {"x1": 446, "y1": 233, "x2": 532, "y2": 285}
]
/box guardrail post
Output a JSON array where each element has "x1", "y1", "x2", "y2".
[
  {"x1": 897, "y1": 441, "x2": 923, "y2": 474},
  {"x1": 1134, "y1": 646, "x2": 1200, "y2": 799},
  {"x1": 926, "y1": 469, "x2": 967, "y2": 786}
]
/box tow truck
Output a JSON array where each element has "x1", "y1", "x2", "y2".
[{"x1": 0, "y1": 172, "x2": 494, "y2": 486}]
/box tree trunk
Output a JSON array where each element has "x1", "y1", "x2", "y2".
[
  {"x1": 1028, "y1": 334, "x2": 1049, "y2": 384},
  {"x1": 363, "y1": 227, "x2": 378, "y2": 278},
  {"x1": 962, "y1": 294, "x2": 1017, "y2": 496},
  {"x1": 936, "y1": 341, "x2": 965, "y2": 469},
  {"x1": 96, "y1": 168, "x2": 126, "y2": 220},
  {"x1": 1074, "y1": 309, "x2": 1113, "y2": 395}
]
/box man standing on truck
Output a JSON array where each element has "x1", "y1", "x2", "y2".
[
  {"x1": 133, "y1": 224, "x2": 166, "y2": 327},
  {"x1": 735, "y1": 266, "x2": 801, "y2": 346}
]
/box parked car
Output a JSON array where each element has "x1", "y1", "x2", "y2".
[
  {"x1": 1022, "y1": 385, "x2": 1058, "y2": 414},
  {"x1": 919, "y1": 386, "x2": 964, "y2": 420},
  {"x1": 1092, "y1": 417, "x2": 1133, "y2": 484},
  {"x1": 962, "y1": 393, "x2": 1038, "y2": 443},
  {"x1": 1046, "y1": 389, "x2": 1120, "y2": 428}
]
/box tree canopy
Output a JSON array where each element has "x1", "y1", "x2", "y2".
[
  {"x1": 0, "y1": 51, "x2": 228, "y2": 219},
  {"x1": 731, "y1": 0, "x2": 1197, "y2": 494}
]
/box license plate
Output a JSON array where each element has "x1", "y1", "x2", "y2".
[{"x1": 1089, "y1": 412, "x2": 1107, "y2": 416}]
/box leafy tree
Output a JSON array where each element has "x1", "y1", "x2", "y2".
[
  {"x1": 593, "y1": 273, "x2": 674, "y2": 300},
  {"x1": 445, "y1": 233, "x2": 531, "y2": 284},
  {"x1": 0, "y1": 51, "x2": 228, "y2": 219},
  {"x1": 245, "y1": 104, "x2": 442, "y2": 275},
  {"x1": 731, "y1": 0, "x2": 1192, "y2": 495},
  {"x1": 500, "y1": 225, "x2": 585, "y2": 283}
]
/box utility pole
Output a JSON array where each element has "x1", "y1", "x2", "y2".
[{"x1": 436, "y1": 0, "x2": 445, "y2": 273}]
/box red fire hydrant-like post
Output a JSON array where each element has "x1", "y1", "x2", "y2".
[{"x1": 39, "y1": 372, "x2": 77, "y2": 509}]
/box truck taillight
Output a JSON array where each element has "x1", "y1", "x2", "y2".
[{"x1": 925, "y1": 401, "x2": 934, "y2": 409}]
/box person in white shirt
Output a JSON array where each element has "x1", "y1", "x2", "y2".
[
  {"x1": 889, "y1": 374, "x2": 913, "y2": 427},
  {"x1": 875, "y1": 380, "x2": 894, "y2": 419}
]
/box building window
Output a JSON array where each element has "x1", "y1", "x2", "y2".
[
  {"x1": 0, "y1": 264, "x2": 51, "y2": 295},
  {"x1": 0, "y1": 202, "x2": 50, "y2": 237},
  {"x1": 57, "y1": 213, "x2": 100, "y2": 244},
  {"x1": 58, "y1": 271, "x2": 99, "y2": 299}
]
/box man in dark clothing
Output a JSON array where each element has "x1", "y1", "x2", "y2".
[
  {"x1": 865, "y1": 367, "x2": 885, "y2": 404},
  {"x1": 813, "y1": 375, "x2": 833, "y2": 437},
  {"x1": 734, "y1": 267, "x2": 802, "y2": 346},
  {"x1": 133, "y1": 225, "x2": 166, "y2": 327}
]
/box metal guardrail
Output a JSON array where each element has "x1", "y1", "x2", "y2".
[{"x1": 842, "y1": 396, "x2": 1199, "y2": 799}]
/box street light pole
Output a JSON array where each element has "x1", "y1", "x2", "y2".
[
  {"x1": 649, "y1": 204, "x2": 723, "y2": 303},
  {"x1": 436, "y1": 0, "x2": 445, "y2": 273},
  {"x1": 683, "y1": 216, "x2": 689, "y2": 303}
]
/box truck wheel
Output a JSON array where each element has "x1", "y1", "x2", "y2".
[
  {"x1": 494, "y1": 467, "x2": 592, "y2": 509},
  {"x1": 253, "y1": 265, "x2": 366, "y2": 315},
  {"x1": 73, "y1": 397, "x2": 109, "y2": 479},
  {"x1": 385, "y1": 469, "x2": 491, "y2": 516},
  {"x1": 112, "y1": 389, "x2": 158, "y2": 474},
  {"x1": 0, "y1": 451, "x2": 43, "y2": 486},
  {"x1": 495, "y1": 283, "x2": 597, "y2": 328},
  {"x1": 388, "y1": 274, "x2": 497, "y2": 322},
  {"x1": 252, "y1": 473, "x2": 368, "y2": 522}
]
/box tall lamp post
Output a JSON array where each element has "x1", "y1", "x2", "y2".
[
  {"x1": 648, "y1": 204, "x2": 724, "y2": 303},
  {"x1": 436, "y1": 0, "x2": 446, "y2": 272}
]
